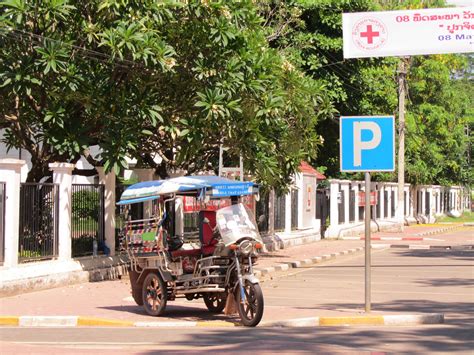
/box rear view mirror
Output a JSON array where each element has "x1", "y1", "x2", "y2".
[{"x1": 203, "y1": 217, "x2": 210, "y2": 224}]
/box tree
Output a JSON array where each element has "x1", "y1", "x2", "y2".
[
  {"x1": 261, "y1": 0, "x2": 472, "y2": 187},
  {"x1": 260, "y1": 0, "x2": 398, "y2": 179},
  {"x1": 1, "y1": 0, "x2": 324, "y2": 188},
  {"x1": 405, "y1": 55, "x2": 472, "y2": 186}
]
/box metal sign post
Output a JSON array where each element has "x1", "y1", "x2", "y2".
[
  {"x1": 340, "y1": 116, "x2": 395, "y2": 313},
  {"x1": 364, "y1": 172, "x2": 371, "y2": 312}
]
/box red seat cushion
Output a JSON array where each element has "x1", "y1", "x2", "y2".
[{"x1": 170, "y1": 248, "x2": 201, "y2": 258}]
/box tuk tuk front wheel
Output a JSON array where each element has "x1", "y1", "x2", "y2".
[
  {"x1": 142, "y1": 272, "x2": 167, "y2": 316},
  {"x1": 203, "y1": 292, "x2": 226, "y2": 313},
  {"x1": 236, "y1": 281, "x2": 264, "y2": 327}
]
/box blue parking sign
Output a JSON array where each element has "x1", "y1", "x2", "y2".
[{"x1": 340, "y1": 116, "x2": 395, "y2": 172}]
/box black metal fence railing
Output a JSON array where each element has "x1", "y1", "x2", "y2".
[
  {"x1": 72, "y1": 184, "x2": 105, "y2": 257},
  {"x1": 184, "y1": 212, "x2": 199, "y2": 234},
  {"x1": 256, "y1": 191, "x2": 269, "y2": 234},
  {"x1": 349, "y1": 189, "x2": 355, "y2": 223},
  {"x1": 274, "y1": 194, "x2": 286, "y2": 232},
  {"x1": 338, "y1": 190, "x2": 345, "y2": 224},
  {"x1": 19, "y1": 183, "x2": 59, "y2": 263},
  {"x1": 291, "y1": 190, "x2": 298, "y2": 230},
  {"x1": 0, "y1": 182, "x2": 5, "y2": 264}
]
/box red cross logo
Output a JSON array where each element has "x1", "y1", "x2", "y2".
[
  {"x1": 360, "y1": 25, "x2": 379, "y2": 44},
  {"x1": 352, "y1": 18, "x2": 387, "y2": 51}
]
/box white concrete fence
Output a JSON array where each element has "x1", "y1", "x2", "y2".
[
  {"x1": 325, "y1": 179, "x2": 470, "y2": 238},
  {"x1": 0, "y1": 159, "x2": 471, "y2": 289}
]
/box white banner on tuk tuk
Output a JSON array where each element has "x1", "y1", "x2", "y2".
[{"x1": 343, "y1": 7, "x2": 474, "y2": 58}]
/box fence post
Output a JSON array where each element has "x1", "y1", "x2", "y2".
[
  {"x1": 342, "y1": 182, "x2": 350, "y2": 225},
  {"x1": 268, "y1": 188, "x2": 275, "y2": 236},
  {"x1": 133, "y1": 168, "x2": 154, "y2": 219},
  {"x1": 326, "y1": 180, "x2": 339, "y2": 237},
  {"x1": 97, "y1": 167, "x2": 116, "y2": 256},
  {"x1": 0, "y1": 159, "x2": 25, "y2": 267},
  {"x1": 49, "y1": 162, "x2": 75, "y2": 261}
]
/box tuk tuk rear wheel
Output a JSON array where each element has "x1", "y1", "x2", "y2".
[
  {"x1": 203, "y1": 292, "x2": 226, "y2": 313},
  {"x1": 142, "y1": 272, "x2": 167, "y2": 316},
  {"x1": 236, "y1": 281, "x2": 264, "y2": 327}
]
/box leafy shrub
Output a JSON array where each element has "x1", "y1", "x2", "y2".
[{"x1": 72, "y1": 190, "x2": 100, "y2": 220}]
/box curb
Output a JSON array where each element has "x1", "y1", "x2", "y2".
[
  {"x1": 0, "y1": 316, "x2": 239, "y2": 328},
  {"x1": 0, "y1": 313, "x2": 444, "y2": 328},
  {"x1": 255, "y1": 247, "x2": 364, "y2": 277},
  {"x1": 387, "y1": 244, "x2": 473, "y2": 250},
  {"x1": 413, "y1": 224, "x2": 463, "y2": 237},
  {"x1": 342, "y1": 236, "x2": 436, "y2": 241},
  {"x1": 262, "y1": 313, "x2": 444, "y2": 327}
]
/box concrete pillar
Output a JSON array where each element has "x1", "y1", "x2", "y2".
[
  {"x1": 329, "y1": 180, "x2": 339, "y2": 229},
  {"x1": 379, "y1": 184, "x2": 385, "y2": 219},
  {"x1": 342, "y1": 182, "x2": 350, "y2": 225},
  {"x1": 421, "y1": 187, "x2": 426, "y2": 217},
  {"x1": 96, "y1": 167, "x2": 116, "y2": 256},
  {"x1": 405, "y1": 185, "x2": 411, "y2": 217},
  {"x1": 133, "y1": 168, "x2": 154, "y2": 218},
  {"x1": 296, "y1": 173, "x2": 304, "y2": 229},
  {"x1": 353, "y1": 184, "x2": 359, "y2": 222},
  {"x1": 393, "y1": 185, "x2": 399, "y2": 220},
  {"x1": 49, "y1": 162, "x2": 75, "y2": 261},
  {"x1": 0, "y1": 159, "x2": 26, "y2": 267}
]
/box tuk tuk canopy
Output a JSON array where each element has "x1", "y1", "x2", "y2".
[{"x1": 117, "y1": 175, "x2": 259, "y2": 205}]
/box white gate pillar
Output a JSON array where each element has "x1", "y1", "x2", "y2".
[
  {"x1": 341, "y1": 182, "x2": 350, "y2": 225},
  {"x1": 49, "y1": 163, "x2": 75, "y2": 261},
  {"x1": 97, "y1": 167, "x2": 116, "y2": 256},
  {"x1": 0, "y1": 159, "x2": 26, "y2": 267}
]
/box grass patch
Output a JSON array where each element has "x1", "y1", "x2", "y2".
[{"x1": 436, "y1": 211, "x2": 474, "y2": 223}]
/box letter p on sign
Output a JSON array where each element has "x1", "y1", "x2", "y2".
[{"x1": 340, "y1": 116, "x2": 394, "y2": 172}]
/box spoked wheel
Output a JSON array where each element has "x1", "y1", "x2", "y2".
[
  {"x1": 236, "y1": 281, "x2": 264, "y2": 327},
  {"x1": 142, "y1": 272, "x2": 167, "y2": 316},
  {"x1": 203, "y1": 292, "x2": 227, "y2": 313}
]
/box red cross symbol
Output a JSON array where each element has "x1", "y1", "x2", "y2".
[{"x1": 360, "y1": 25, "x2": 379, "y2": 44}]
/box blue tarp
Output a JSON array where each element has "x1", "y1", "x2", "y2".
[{"x1": 117, "y1": 175, "x2": 258, "y2": 205}]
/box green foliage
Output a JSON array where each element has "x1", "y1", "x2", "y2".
[
  {"x1": 1, "y1": 0, "x2": 324, "y2": 189},
  {"x1": 405, "y1": 55, "x2": 472, "y2": 186},
  {"x1": 1, "y1": 0, "x2": 471, "y2": 189},
  {"x1": 262, "y1": 0, "x2": 471, "y2": 187},
  {"x1": 72, "y1": 190, "x2": 100, "y2": 219}
]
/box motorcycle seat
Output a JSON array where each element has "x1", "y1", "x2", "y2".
[{"x1": 170, "y1": 247, "x2": 201, "y2": 258}]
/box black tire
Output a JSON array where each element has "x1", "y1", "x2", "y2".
[
  {"x1": 203, "y1": 292, "x2": 226, "y2": 313},
  {"x1": 142, "y1": 272, "x2": 167, "y2": 316},
  {"x1": 236, "y1": 281, "x2": 264, "y2": 327},
  {"x1": 129, "y1": 269, "x2": 143, "y2": 306}
]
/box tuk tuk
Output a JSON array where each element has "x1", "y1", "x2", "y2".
[{"x1": 117, "y1": 175, "x2": 264, "y2": 326}]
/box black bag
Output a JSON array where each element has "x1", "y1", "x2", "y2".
[{"x1": 167, "y1": 235, "x2": 184, "y2": 251}]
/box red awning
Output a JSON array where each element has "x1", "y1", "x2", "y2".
[{"x1": 299, "y1": 161, "x2": 326, "y2": 179}]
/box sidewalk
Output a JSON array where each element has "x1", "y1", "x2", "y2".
[{"x1": 1, "y1": 223, "x2": 471, "y2": 328}]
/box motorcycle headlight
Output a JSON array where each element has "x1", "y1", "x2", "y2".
[{"x1": 239, "y1": 240, "x2": 253, "y2": 256}]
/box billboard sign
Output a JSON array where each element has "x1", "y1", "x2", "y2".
[
  {"x1": 343, "y1": 7, "x2": 474, "y2": 58},
  {"x1": 340, "y1": 116, "x2": 395, "y2": 172}
]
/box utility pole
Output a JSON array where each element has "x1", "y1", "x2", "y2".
[{"x1": 396, "y1": 58, "x2": 407, "y2": 231}]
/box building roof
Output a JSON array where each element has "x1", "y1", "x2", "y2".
[{"x1": 299, "y1": 161, "x2": 326, "y2": 179}]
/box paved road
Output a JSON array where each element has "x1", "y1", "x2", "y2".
[{"x1": 2, "y1": 246, "x2": 473, "y2": 353}]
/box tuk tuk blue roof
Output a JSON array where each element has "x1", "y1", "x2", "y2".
[{"x1": 117, "y1": 175, "x2": 258, "y2": 205}]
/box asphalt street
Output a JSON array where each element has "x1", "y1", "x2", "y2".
[{"x1": 2, "y1": 244, "x2": 473, "y2": 354}]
